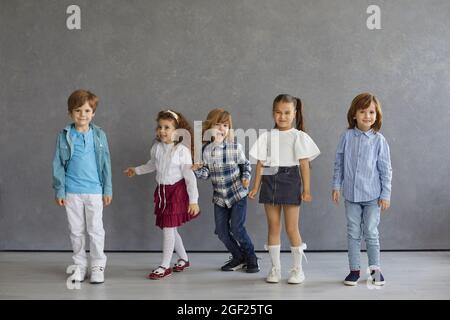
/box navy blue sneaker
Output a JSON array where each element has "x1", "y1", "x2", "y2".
[
  {"x1": 370, "y1": 270, "x2": 385, "y2": 286},
  {"x1": 344, "y1": 270, "x2": 360, "y2": 286},
  {"x1": 221, "y1": 256, "x2": 245, "y2": 271},
  {"x1": 244, "y1": 255, "x2": 260, "y2": 273}
]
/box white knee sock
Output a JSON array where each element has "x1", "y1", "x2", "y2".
[
  {"x1": 267, "y1": 245, "x2": 281, "y2": 270},
  {"x1": 161, "y1": 227, "x2": 176, "y2": 268},
  {"x1": 174, "y1": 228, "x2": 188, "y2": 262},
  {"x1": 291, "y1": 243, "x2": 307, "y2": 270}
]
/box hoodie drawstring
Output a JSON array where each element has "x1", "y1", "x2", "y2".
[
  {"x1": 158, "y1": 184, "x2": 162, "y2": 209},
  {"x1": 157, "y1": 143, "x2": 173, "y2": 213},
  {"x1": 157, "y1": 184, "x2": 167, "y2": 213},
  {"x1": 162, "y1": 185, "x2": 167, "y2": 213}
]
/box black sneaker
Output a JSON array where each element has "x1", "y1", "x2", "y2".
[
  {"x1": 221, "y1": 256, "x2": 245, "y2": 271},
  {"x1": 370, "y1": 270, "x2": 385, "y2": 286},
  {"x1": 244, "y1": 255, "x2": 260, "y2": 273},
  {"x1": 343, "y1": 270, "x2": 360, "y2": 286}
]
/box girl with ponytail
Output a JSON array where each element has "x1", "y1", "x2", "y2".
[{"x1": 249, "y1": 94, "x2": 320, "y2": 284}]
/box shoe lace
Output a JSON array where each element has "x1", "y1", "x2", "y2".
[
  {"x1": 269, "y1": 267, "x2": 280, "y2": 277},
  {"x1": 92, "y1": 266, "x2": 104, "y2": 272},
  {"x1": 289, "y1": 267, "x2": 302, "y2": 276},
  {"x1": 224, "y1": 256, "x2": 234, "y2": 264}
]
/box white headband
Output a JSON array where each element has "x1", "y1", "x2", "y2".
[{"x1": 166, "y1": 110, "x2": 179, "y2": 122}]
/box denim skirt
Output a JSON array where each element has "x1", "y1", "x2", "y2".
[{"x1": 259, "y1": 166, "x2": 302, "y2": 205}]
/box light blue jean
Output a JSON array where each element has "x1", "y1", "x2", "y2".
[{"x1": 345, "y1": 199, "x2": 381, "y2": 271}]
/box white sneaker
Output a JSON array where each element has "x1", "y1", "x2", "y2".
[
  {"x1": 70, "y1": 265, "x2": 87, "y2": 282},
  {"x1": 266, "y1": 267, "x2": 281, "y2": 283},
  {"x1": 90, "y1": 266, "x2": 105, "y2": 284},
  {"x1": 288, "y1": 267, "x2": 305, "y2": 284}
]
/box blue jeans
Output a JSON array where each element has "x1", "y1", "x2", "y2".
[
  {"x1": 214, "y1": 197, "x2": 256, "y2": 260},
  {"x1": 345, "y1": 199, "x2": 381, "y2": 271}
]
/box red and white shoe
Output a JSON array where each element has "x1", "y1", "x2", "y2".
[
  {"x1": 173, "y1": 259, "x2": 190, "y2": 272},
  {"x1": 148, "y1": 266, "x2": 172, "y2": 280}
]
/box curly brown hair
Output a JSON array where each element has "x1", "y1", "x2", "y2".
[{"x1": 156, "y1": 109, "x2": 194, "y2": 157}]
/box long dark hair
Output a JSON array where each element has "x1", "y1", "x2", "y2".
[{"x1": 272, "y1": 94, "x2": 305, "y2": 131}]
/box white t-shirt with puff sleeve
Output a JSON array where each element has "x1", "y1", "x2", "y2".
[{"x1": 249, "y1": 128, "x2": 320, "y2": 167}]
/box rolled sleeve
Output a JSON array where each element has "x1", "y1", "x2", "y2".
[{"x1": 194, "y1": 165, "x2": 210, "y2": 179}]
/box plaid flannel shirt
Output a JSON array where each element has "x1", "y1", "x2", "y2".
[{"x1": 194, "y1": 141, "x2": 251, "y2": 208}]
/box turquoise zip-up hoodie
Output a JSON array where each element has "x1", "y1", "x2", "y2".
[{"x1": 52, "y1": 123, "x2": 112, "y2": 199}]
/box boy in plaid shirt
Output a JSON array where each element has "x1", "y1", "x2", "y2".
[{"x1": 194, "y1": 109, "x2": 259, "y2": 273}]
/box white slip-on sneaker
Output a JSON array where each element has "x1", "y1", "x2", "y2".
[
  {"x1": 266, "y1": 267, "x2": 281, "y2": 283},
  {"x1": 288, "y1": 267, "x2": 305, "y2": 284},
  {"x1": 90, "y1": 266, "x2": 105, "y2": 284}
]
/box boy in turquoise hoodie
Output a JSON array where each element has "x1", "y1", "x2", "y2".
[{"x1": 52, "y1": 90, "x2": 112, "y2": 284}]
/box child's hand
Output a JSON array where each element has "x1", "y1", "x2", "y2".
[
  {"x1": 191, "y1": 162, "x2": 203, "y2": 171},
  {"x1": 332, "y1": 190, "x2": 340, "y2": 205},
  {"x1": 188, "y1": 203, "x2": 200, "y2": 216},
  {"x1": 241, "y1": 179, "x2": 250, "y2": 189},
  {"x1": 302, "y1": 192, "x2": 312, "y2": 202},
  {"x1": 248, "y1": 188, "x2": 258, "y2": 200},
  {"x1": 123, "y1": 167, "x2": 136, "y2": 177},
  {"x1": 378, "y1": 199, "x2": 390, "y2": 212},
  {"x1": 103, "y1": 196, "x2": 112, "y2": 206},
  {"x1": 55, "y1": 198, "x2": 65, "y2": 206}
]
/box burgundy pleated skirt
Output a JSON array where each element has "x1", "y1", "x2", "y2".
[{"x1": 153, "y1": 179, "x2": 199, "y2": 229}]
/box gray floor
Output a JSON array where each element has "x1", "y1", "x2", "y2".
[{"x1": 0, "y1": 251, "x2": 449, "y2": 300}]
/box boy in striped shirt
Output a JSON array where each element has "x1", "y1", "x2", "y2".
[{"x1": 332, "y1": 93, "x2": 392, "y2": 286}]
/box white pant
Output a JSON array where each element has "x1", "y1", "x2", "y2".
[{"x1": 65, "y1": 193, "x2": 107, "y2": 268}]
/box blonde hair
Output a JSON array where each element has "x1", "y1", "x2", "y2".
[
  {"x1": 202, "y1": 108, "x2": 234, "y2": 142},
  {"x1": 347, "y1": 93, "x2": 383, "y2": 131}
]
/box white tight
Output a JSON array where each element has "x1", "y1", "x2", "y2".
[{"x1": 161, "y1": 227, "x2": 188, "y2": 268}]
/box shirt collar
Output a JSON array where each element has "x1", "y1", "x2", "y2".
[
  {"x1": 70, "y1": 126, "x2": 91, "y2": 136},
  {"x1": 210, "y1": 141, "x2": 226, "y2": 149},
  {"x1": 354, "y1": 127, "x2": 375, "y2": 138},
  {"x1": 161, "y1": 142, "x2": 175, "y2": 150},
  {"x1": 65, "y1": 123, "x2": 98, "y2": 133}
]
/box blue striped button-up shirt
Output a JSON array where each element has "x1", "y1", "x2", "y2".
[
  {"x1": 194, "y1": 141, "x2": 251, "y2": 208},
  {"x1": 332, "y1": 128, "x2": 392, "y2": 202}
]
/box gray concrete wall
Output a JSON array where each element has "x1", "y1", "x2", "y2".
[{"x1": 1, "y1": 0, "x2": 449, "y2": 250}]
